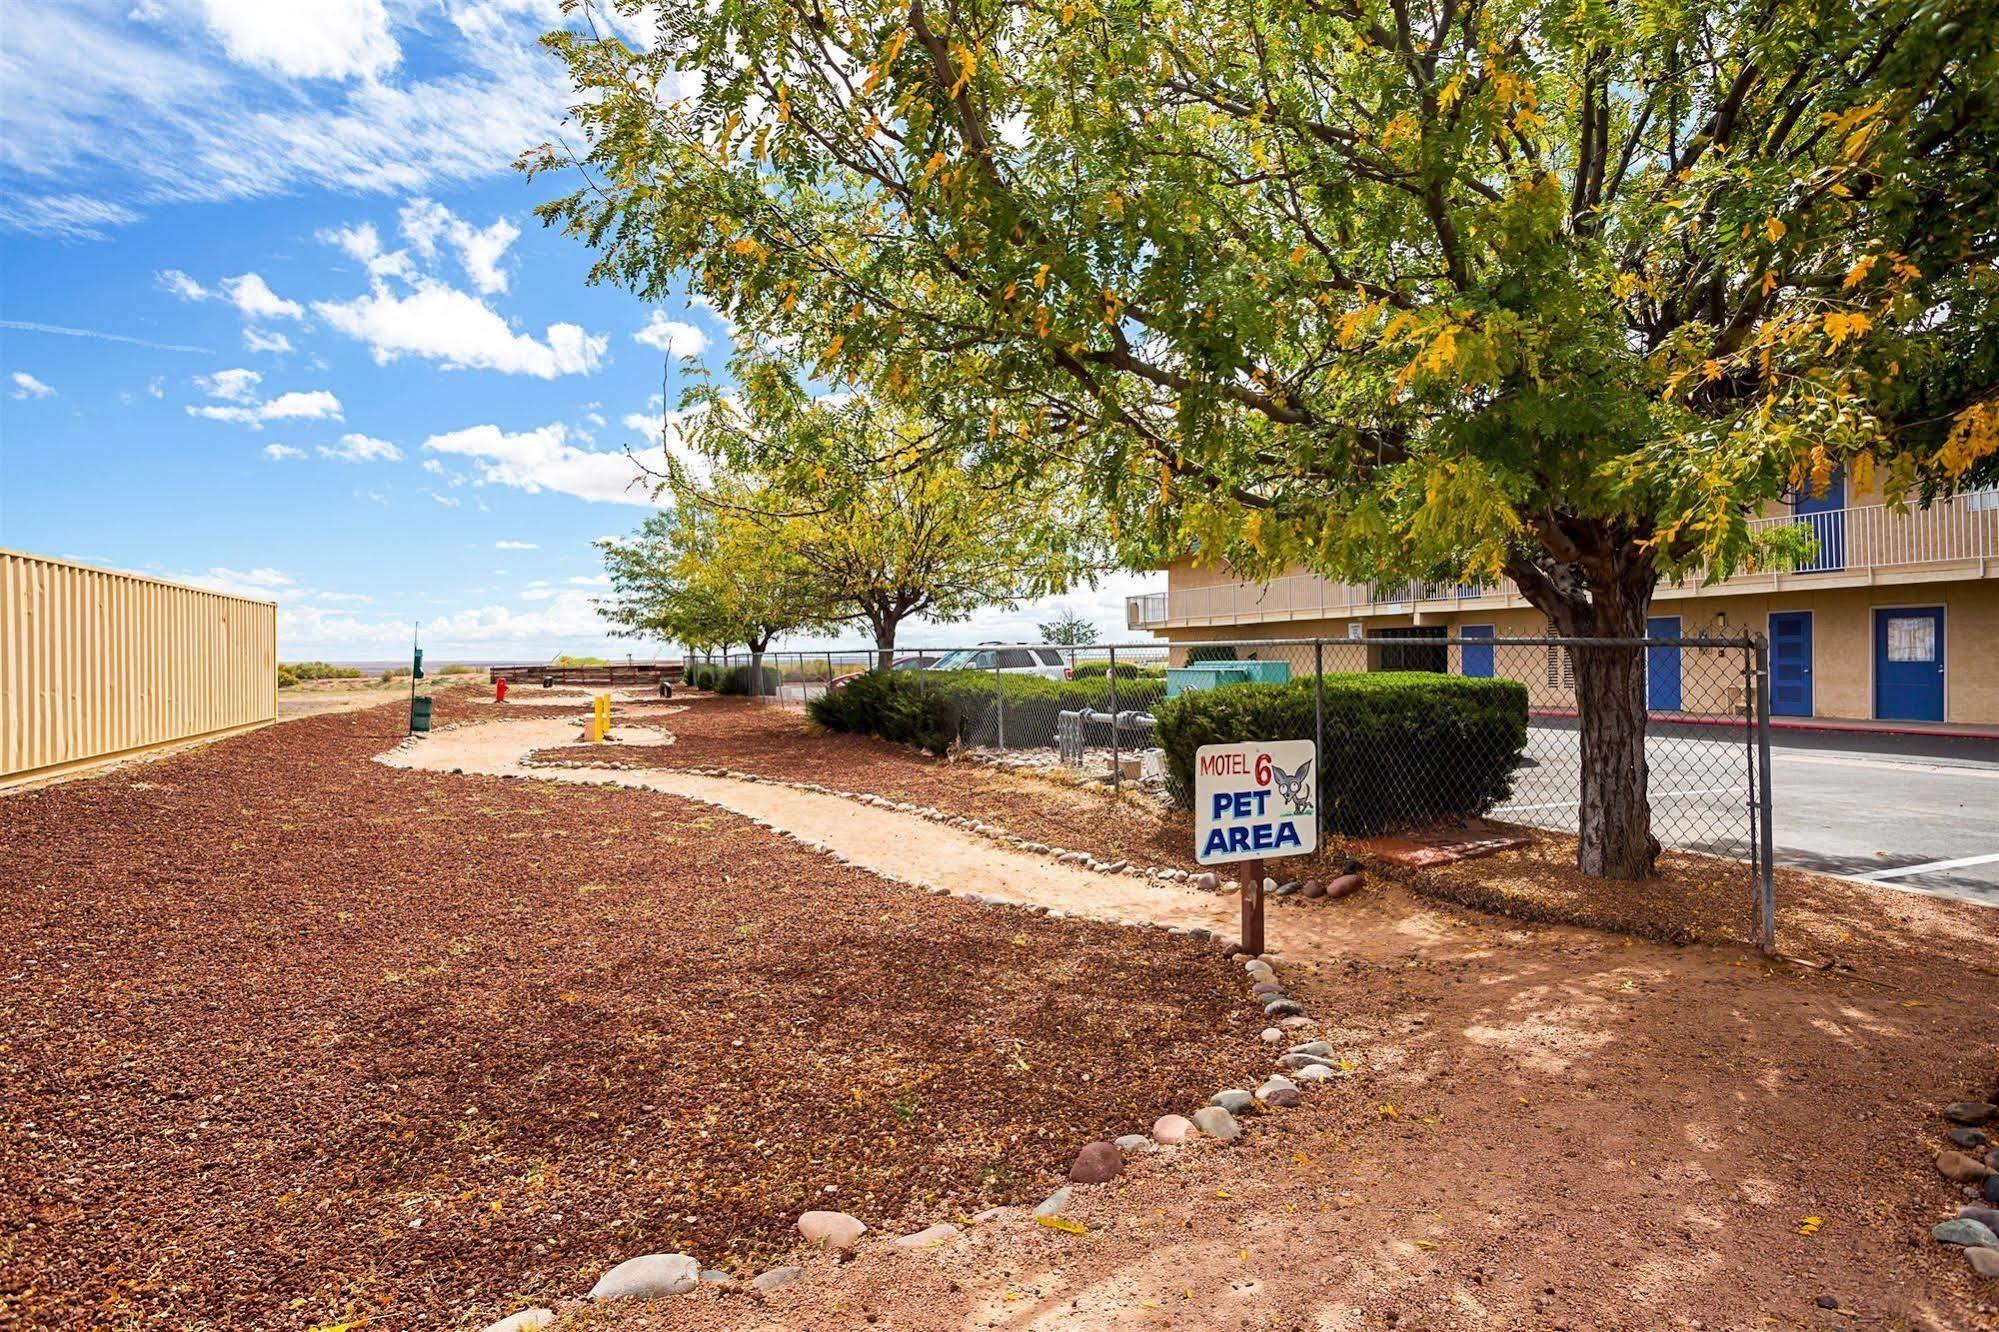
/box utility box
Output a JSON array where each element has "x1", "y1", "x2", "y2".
[{"x1": 1165, "y1": 661, "x2": 1292, "y2": 698}]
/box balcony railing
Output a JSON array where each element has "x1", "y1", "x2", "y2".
[{"x1": 1128, "y1": 492, "x2": 1999, "y2": 629}]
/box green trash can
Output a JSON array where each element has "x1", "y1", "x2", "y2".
[{"x1": 410, "y1": 696, "x2": 433, "y2": 733}]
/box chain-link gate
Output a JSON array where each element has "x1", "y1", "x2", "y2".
[{"x1": 705, "y1": 634, "x2": 1778, "y2": 950}]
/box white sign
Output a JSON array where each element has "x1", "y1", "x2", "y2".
[{"x1": 1194, "y1": 739, "x2": 1319, "y2": 865}]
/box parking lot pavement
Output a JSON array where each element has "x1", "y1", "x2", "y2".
[{"x1": 1500, "y1": 721, "x2": 1999, "y2": 908}]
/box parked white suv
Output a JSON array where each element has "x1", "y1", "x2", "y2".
[{"x1": 928, "y1": 644, "x2": 1073, "y2": 680}]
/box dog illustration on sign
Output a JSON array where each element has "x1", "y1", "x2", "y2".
[{"x1": 1271, "y1": 756, "x2": 1314, "y2": 816}]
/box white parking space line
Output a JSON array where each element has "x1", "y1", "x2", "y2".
[
  {"x1": 1852, "y1": 850, "x2": 1999, "y2": 881},
  {"x1": 1493, "y1": 785, "x2": 1741, "y2": 815}
]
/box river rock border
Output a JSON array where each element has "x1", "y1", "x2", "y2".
[{"x1": 1926, "y1": 1090, "x2": 1999, "y2": 1282}]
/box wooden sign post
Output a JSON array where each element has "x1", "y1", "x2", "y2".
[{"x1": 1193, "y1": 740, "x2": 1316, "y2": 958}]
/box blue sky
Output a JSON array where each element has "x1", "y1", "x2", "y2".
[{"x1": 0, "y1": 0, "x2": 1153, "y2": 660}]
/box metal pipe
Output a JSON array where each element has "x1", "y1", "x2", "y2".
[
  {"x1": 1109, "y1": 645, "x2": 1120, "y2": 796},
  {"x1": 1752, "y1": 635, "x2": 1778, "y2": 954}
]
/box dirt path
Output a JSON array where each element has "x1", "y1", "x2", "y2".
[
  {"x1": 386, "y1": 704, "x2": 1999, "y2": 1331},
  {"x1": 386, "y1": 714, "x2": 1499, "y2": 964}
]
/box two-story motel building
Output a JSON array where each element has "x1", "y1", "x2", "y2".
[{"x1": 1128, "y1": 478, "x2": 1999, "y2": 729}]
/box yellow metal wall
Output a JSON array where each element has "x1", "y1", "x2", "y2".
[{"x1": 1, "y1": 549, "x2": 277, "y2": 788}]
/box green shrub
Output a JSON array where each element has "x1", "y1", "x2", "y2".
[
  {"x1": 692, "y1": 665, "x2": 720, "y2": 690},
  {"x1": 716, "y1": 663, "x2": 783, "y2": 695},
  {"x1": 1152, "y1": 672, "x2": 1528, "y2": 835},
  {"x1": 808, "y1": 670, "x2": 961, "y2": 755},
  {"x1": 436, "y1": 662, "x2": 476, "y2": 676},
  {"x1": 380, "y1": 666, "x2": 412, "y2": 682},
  {"x1": 276, "y1": 667, "x2": 300, "y2": 690},
  {"x1": 1070, "y1": 659, "x2": 1143, "y2": 678},
  {"x1": 283, "y1": 661, "x2": 363, "y2": 681}
]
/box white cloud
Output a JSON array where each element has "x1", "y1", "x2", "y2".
[
  {"x1": 495, "y1": 539, "x2": 538, "y2": 550},
  {"x1": 197, "y1": 0, "x2": 399, "y2": 83},
  {"x1": 157, "y1": 268, "x2": 209, "y2": 300},
  {"x1": 400, "y1": 197, "x2": 518, "y2": 294},
  {"x1": 196, "y1": 366, "x2": 262, "y2": 401},
  {"x1": 314, "y1": 279, "x2": 606, "y2": 378},
  {"x1": 243, "y1": 327, "x2": 293, "y2": 354},
  {"x1": 221, "y1": 272, "x2": 304, "y2": 321},
  {"x1": 317, "y1": 432, "x2": 402, "y2": 463},
  {"x1": 191, "y1": 565, "x2": 294, "y2": 597},
  {"x1": 0, "y1": 194, "x2": 141, "y2": 241},
  {"x1": 1, "y1": 6, "x2": 590, "y2": 240},
  {"x1": 427, "y1": 490, "x2": 461, "y2": 507},
  {"x1": 633, "y1": 310, "x2": 708, "y2": 359},
  {"x1": 423, "y1": 422, "x2": 664, "y2": 505},
  {"x1": 146, "y1": 376, "x2": 165, "y2": 398},
  {"x1": 189, "y1": 387, "x2": 343, "y2": 427},
  {"x1": 10, "y1": 371, "x2": 55, "y2": 399},
  {"x1": 320, "y1": 220, "x2": 413, "y2": 280},
  {"x1": 263, "y1": 443, "x2": 306, "y2": 460}
]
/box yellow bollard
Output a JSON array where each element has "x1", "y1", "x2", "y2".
[{"x1": 591, "y1": 694, "x2": 610, "y2": 742}]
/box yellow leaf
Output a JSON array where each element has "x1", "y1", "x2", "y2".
[
  {"x1": 1764, "y1": 217, "x2": 1786, "y2": 243},
  {"x1": 1378, "y1": 1103, "x2": 1398, "y2": 1118},
  {"x1": 1035, "y1": 1215, "x2": 1088, "y2": 1235}
]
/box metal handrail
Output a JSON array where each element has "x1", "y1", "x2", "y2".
[{"x1": 1131, "y1": 491, "x2": 1997, "y2": 627}]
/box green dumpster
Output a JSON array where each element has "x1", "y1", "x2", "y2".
[{"x1": 410, "y1": 696, "x2": 433, "y2": 733}]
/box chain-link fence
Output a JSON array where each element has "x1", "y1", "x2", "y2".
[{"x1": 698, "y1": 634, "x2": 1778, "y2": 947}]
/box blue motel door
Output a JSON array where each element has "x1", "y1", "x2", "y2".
[
  {"x1": 1768, "y1": 612, "x2": 1813, "y2": 717},
  {"x1": 1645, "y1": 616, "x2": 1682, "y2": 712},
  {"x1": 1874, "y1": 608, "x2": 1945, "y2": 722}
]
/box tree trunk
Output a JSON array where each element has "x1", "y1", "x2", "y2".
[
  {"x1": 747, "y1": 633, "x2": 771, "y2": 697},
  {"x1": 1507, "y1": 548, "x2": 1662, "y2": 880},
  {"x1": 872, "y1": 615, "x2": 900, "y2": 672}
]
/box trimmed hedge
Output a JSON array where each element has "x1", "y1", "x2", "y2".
[
  {"x1": 808, "y1": 670, "x2": 961, "y2": 755},
  {"x1": 716, "y1": 663, "x2": 783, "y2": 696},
  {"x1": 1153, "y1": 672, "x2": 1528, "y2": 835}
]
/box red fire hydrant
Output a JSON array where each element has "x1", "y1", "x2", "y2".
[{"x1": 495, "y1": 676, "x2": 509, "y2": 703}]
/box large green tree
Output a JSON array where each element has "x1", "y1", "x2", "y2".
[
  {"x1": 534, "y1": 0, "x2": 1999, "y2": 877},
  {"x1": 598, "y1": 503, "x2": 831, "y2": 687},
  {"x1": 672, "y1": 385, "x2": 1104, "y2": 665}
]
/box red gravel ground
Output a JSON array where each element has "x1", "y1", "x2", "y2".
[
  {"x1": 0, "y1": 703, "x2": 1262, "y2": 1331},
  {"x1": 508, "y1": 693, "x2": 1999, "y2": 1329}
]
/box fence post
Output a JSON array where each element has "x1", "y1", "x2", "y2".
[
  {"x1": 994, "y1": 652, "x2": 1006, "y2": 748},
  {"x1": 1752, "y1": 635, "x2": 1777, "y2": 954},
  {"x1": 1313, "y1": 638, "x2": 1326, "y2": 847},
  {"x1": 1109, "y1": 645, "x2": 1120, "y2": 796}
]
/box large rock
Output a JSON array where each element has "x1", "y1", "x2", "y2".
[
  {"x1": 798, "y1": 1210, "x2": 868, "y2": 1253},
  {"x1": 1939, "y1": 1151, "x2": 1995, "y2": 1183},
  {"x1": 1324, "y1": 873, "x2": 1364, "y2": 899},
  {"x1": 1068, "y1": 1140, "x2": 1124, "y2": 1184},
  {"x1": 589, "y1": 1253, "x2": 702, "y2": 1300},
  {"x1": 1969, "y1": 1247, "x2": 1999, "y2": 1280},
  {"x1": 1932, "y1": 1217, "x2": 1999, "y2": 1248},
  {"x1": 1115, "y1": 1133, "x2": 1158, "y2": 1155},
  {"x1": 481, "y1": 1311, "x2": 555, "y2": 1332},
  {"x1": 1262, "y1": 998, "x2": 1306, "y2": 1018},
  {"x1": 1289, "y1": 1041, "x2": 1333, "y2": 1057},
  {"x1": 1152, "y1": 1114, "x2": 1196, "y2": 1145},
  {"x1": 892, "y1": 1223, "x2": 961, "y2": 1249},
  {"x1": 1296, "y1": 1063, "x2": 1337, "y2": 1083},
  {"x1": 753, "y1": 1266, "x2": 803, "y2": 1292},
  {"x1": 1949, "y1": 1126, "x2": 1992, "y2": 1150},
  {"x1": 1945, "y1": 1102, "x2": 1998, "y2": 1126},
  {"x1": 1986, "y1": 1174, "x2": 1999, "y2": 1204},
  {"x1": 1960, "y1": 1205, "x2": 1999, "y2": 1232},
  {"x1": 1032, "y1": 1186, "x2": 1072, "y2": 1218},
  {"x1": 1192, "y1": 1106, "x2": 1241, "y2": 1141},
  {"x1": 1208, "y1": 1089, "x2": 1254, "y2": 1114}
]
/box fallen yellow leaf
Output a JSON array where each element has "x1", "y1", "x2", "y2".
[{"x1": 1035, "y1": 1215, "x2": 1088, "y2": 1235}]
